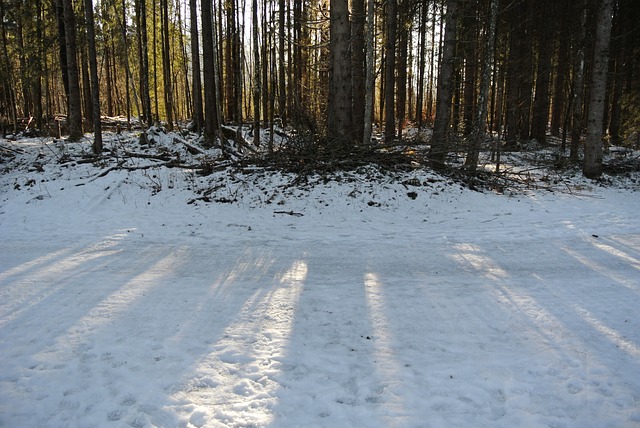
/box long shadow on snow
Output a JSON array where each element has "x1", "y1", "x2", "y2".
[
  {"x1": 0, "y1": 233, "x2": 307, "y2": 427},
  {"x1": 441, "y1": 233, "x2": 640, "y2": 426}
]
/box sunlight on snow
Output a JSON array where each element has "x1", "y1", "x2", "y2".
[
  {"x1": 172, "y1": 259, "x2": 307, "y2": 426},
  {"x1": 450, "y1": 243, "x2": 508, "y2": 280},
  {"x1": 449, "y1": 244, "x2": 580, "y2": 355},
  {"x1": 0, "y1": 230, "x2": 128, "y2": 282},
  {"x1": 280, "y1": 259, "x2": 308, "y2": 284},
  {"x1": 562, "y1": 245, "x2": 639, "y2": 292},
  {"x1": 573, "y1": 305, "x2": 640, "y2": 358},
  {"x1": 589, "y1": 239, "x2": 640, "y2": 272},
  {"x1": 63, "y1": 246, "x2": 188, "y2": 338},
  {"x1": 490, "y1": 283, "x2": 579, "y2": 357},
  {"x1": 0, "y1": 247, "x2": 72, "y2": 282},
  {"x1": 364, "y1": 272, "x2": 407, "y2": 419},
  {"x1": 211, "y1": 248, "x2": 278, "y2": 290},
  {"x1": 0, "y1": 231, "x2": 129, "y2": 327}
]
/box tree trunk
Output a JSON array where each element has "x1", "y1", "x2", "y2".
[
  {"x1": 584, "y1": 0, "x2": 613, "y2": 178},
  {"x1": 224, "y1": 0, "x2": 237, "y2": 123},
  {"x1": 327, "y1": 0, "x2": 353, "y2": 145},
  {"x1": 351, "y1": 0, "x2": 366, "y2": 144},
  {"x1": 550, "y1": 0, "x2": 570, "y2": 137},
  {"x1": 135, "y1": 0, "x2": 153, "y2": 125},
  {"x1": 416, "y1": 2, "x2": 427, "y2": 128},
  {"x1": 252, "y1": 0, "x2": 261, "y2": 146},
  {"x1": 84, "y1": 0, "x2": 102, "y2": 153},
  {"x1": 608, "y1": 3, "x2": 623, "y2": 146},
  {"x1": 505, "y1": 0, "x2": 527, "y2": 146},
  {"x1": 466, "y1": 0, "x2": 498, "y2": 173},
  {"x1": 81, "y1": 45, "x2": 93, "y2": 128},
  {"x1": 34, "y1": 0, "x2": 44, "y2": 130},
  {"x1": 530, "y1": 0, "x2": 554, "y2": 145},
  {"x1": 0, "y1": 0, "x2": 18, "y2": 135},
  {"x1": 104, "y1": 45, "x2": 114, "y2": 117},
  {"x1": 261, "y1": 0, "x2": 269, "y2": 125},
  {"x1": 427, "y1": 3, "x2": 439, "y2": 124},
  {"x1": 431, "y1": 0, "x2": 459, "y2": 167},
  {"x1": 383, "y1": 0, "x2": 397, "y2": 143},
  {"x1": 395, "y1": 0, "x2": 409, "y2": 140},
  {"x1": 461, "y1": 0, "x2": 477, "y2": 136},
  {"x1": 363, "y1": 0, "x2": 375, "y2": 145},
  {"x1": 201, "y1": 0, "x2": 220, "y2": 144},
  {"x1": 63, "y1": 0, "x2": 83, "y2": 140},
  {"x1": 161, "y1": 0, "x2": 174, "y2": 129},
  {"x1": 119, "y1": 0, "x2": 132, "y2": 128},
  {"x1": 278, "y1": 0, "x2": 287, "y2": 125},
  {"x1": 292, "y1": 0, "x2": 302, "y2": 123},
  {"x1": 190, "y1": 0, "x2": 204, "y2": 131},
  {"x1": 570, "y1": 0, "x2": 587, "y2": 160}
]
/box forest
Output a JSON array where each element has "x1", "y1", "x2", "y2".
[
  {"x1": 2, "y1": 1, "x2": 640, "y2": 425},
  {"x1": 1, "y1": 0, "x2": 639, "y2": 179}
]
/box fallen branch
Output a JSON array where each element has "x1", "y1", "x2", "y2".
[
  {"x1": 124, "y1": 151, "x2": 172, "y2": 161},
  {"x1": 0, "y1": 144, "x2": 24, "y2": 154},
  {"x1": 78, "y1": 159, "x2": 126, "y2": 184},
  {"x1": 173, "y1": 135, "x2": 207, "y2": 155},
  {"x1": 274, "y1": 210, "x2": 304, "y2": 217}
]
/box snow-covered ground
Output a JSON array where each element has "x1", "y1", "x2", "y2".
[{"x1": 1, "y1": 133, "x2": 639, "y2": 427}]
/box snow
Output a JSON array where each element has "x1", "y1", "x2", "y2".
[{"x1": 1, "y1": 133, "x2": 640, "y2": 427}]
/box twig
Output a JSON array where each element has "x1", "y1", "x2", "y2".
[{"x1": 274, "y1": 210, "x2": 304, "y2": 217}]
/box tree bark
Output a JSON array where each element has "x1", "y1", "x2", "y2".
[
  {"x1": 135, "y1": 0, "x2": 152, "y2": 125},
  {"x1": 383, "y1": 0, "x2": 397, "y2": 143},
  {"x1": 584, "y1": 0, "x2": 613, "y2": 178},
  {"x1": 550, "y1": 0, "x2": 570, "y2": 137},
  {"x1": 351, "y1": 0, "x2": 366, "y2": 144},
  {"x1": 416, "y1": 2, "x2": 428, "y2": 128},
  {"x1": 201, "y1": 0, "x2": 220, "y2": 144},
  {"x1": 466, "y1": 0, "x2": 498, "y2": 173},
  {"x1": 395, "y1": 0, "x2": 409, "y2": 140},
  {"x1": 119, "y1": 0, "x2": 133, "y2": 128},
  {"x1": 461, "y1": 0, "x2": 477, "y2": 136},
  {"x1": 62, "y1": 0, "x2": 83, "y2": 140},
  {"x1": 363, "y1": 0, "x2": 375, "y2": 145},
  {"x1": 327, "y1": 0, "x2": 353, "y2": 145},
  {"x1": 530, "y1": 0, "x2": 554, "y2": 145},
  {"x1": 431, "y1": 0, "x2": 459, "y2": 167},
  {"x1": 161, "y1": 0, "x2": 174, "y2": 129},
  {"x1": 252, "y1": 0, "x2": 261, "y2": 146},
  {"x1": 84, "y1": 0, "x2": 102, "y2": 153},
  {"x1": 570, "y1": 0, "x2": 587, "y2": 160},
  {"x1": 278, "y1": 0, "x2": 287, "y2": 125},
  {"x1": 190, "y1": 0, "x2": 204, "y2": 131}
]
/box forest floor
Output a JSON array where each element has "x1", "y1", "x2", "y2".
[{"x1": 1, "y1": 126, "x2": 640, "y2": 427}]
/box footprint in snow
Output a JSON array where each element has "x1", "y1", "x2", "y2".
[{"x1": 120, "y1": 394, "x2": 137, "y2": 406}]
